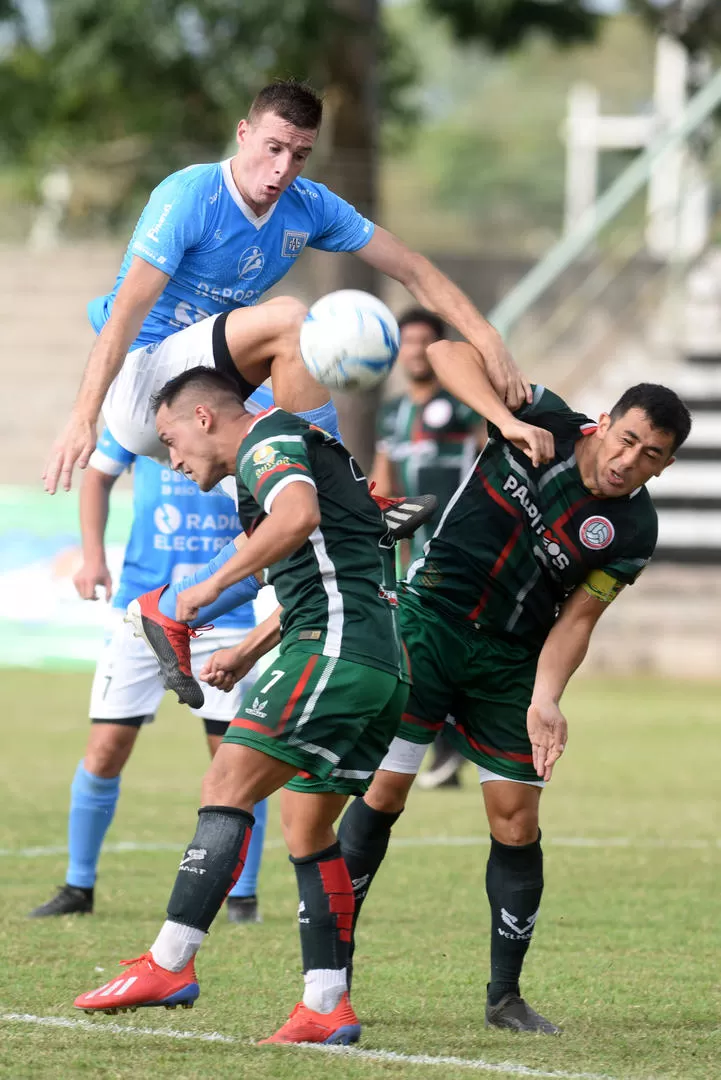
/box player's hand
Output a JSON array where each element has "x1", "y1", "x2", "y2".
[
  {"x1": 43, "y1": 415, "x2": 97, "y2": 494},
  {"x1": 478, "y1": 338, "x2": 532, "y2": 412},
  {"x1": 174, "y1": 579, "x2": 221, "y2": 624},
  {"x1": 499, "y1": 418, "x2": 555, "y2": 468},
  {"x1": 527, "y1": 701, "x2": 568, "y2": 781},
  {"x1": 73, "y1": 560, "x2": 112, "y2": 602},
  {"x1": 200, "y1": 646, "x2": 255, "y2": 692}
]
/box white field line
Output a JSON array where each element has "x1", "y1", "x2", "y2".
[
  {"x1": 0, "y1": 1011, "x2": 617, "y2": 1080},
  {"x1": 1, "y1": 835, "x2": 719, "y2": 859}
]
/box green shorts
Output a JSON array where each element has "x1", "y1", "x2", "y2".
[
  {"x1": 398, "y1": 590, "x2": 539, "y2": 782},
  {"x1": 223, "y1": 645, "x2": 408, "y2": 795}
]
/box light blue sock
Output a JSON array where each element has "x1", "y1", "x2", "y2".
[
  {"x1": 297, "y1": 400, "x2": 343, "y2": 444},
  {"x1": 157, "y1": 540, "x2": 260, "y2": 628},
  {"x1": 66, "y1": 763, "x2": 121, "y2": 889},
  {"x1": 229, "y1": 798, "x2": 268, "y2": 898}
]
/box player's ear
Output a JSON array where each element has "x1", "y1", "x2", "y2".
[
  {"x1": 236, "y1": 119, "x2": 248, "y2": 146},
  {"x1": 596, "y1": 412, "x2": 612, "y2": 437}
]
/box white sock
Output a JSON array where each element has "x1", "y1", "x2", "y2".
[
  {"x1": 150, "y1": 920, "x2": 205, "y2": 972},
  {"x1": 303, "y1": 968, "x2": 347, "y2": 1013}
]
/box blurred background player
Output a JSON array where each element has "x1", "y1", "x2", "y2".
[
  {"x1": 372, "y1": 308, "x2": 486, "y2": 790},
  {"x1": 29, "y1": 424, "x2": 269, "y2": 924}
]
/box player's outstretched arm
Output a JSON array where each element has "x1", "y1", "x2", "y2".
[
  {"x1": 427, "y1": 341, "x2": 555, "y2": 467},
  {"x1": 200, "y1": 607, "x2": 283, "y2": 693},
  {"x1": 355, "y1": 226, "x2": 531, "y2": 410},
  {"x1": 43, "y1": 258, "x2": 170, "y2": 494},
  {"x1": 73, "y1": 465, "x2": 117, "y2": 602},
  {"x1": 528, "y1": 585, "x2": 621, "y2": 780}
]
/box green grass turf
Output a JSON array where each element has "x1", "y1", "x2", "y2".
[{"x1": 1, "y1": 670, "x2": 719, "y2": 1079}]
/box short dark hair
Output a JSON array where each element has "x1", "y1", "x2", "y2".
[
  {"x1": 248, "y1": 79, "x2": 323, "y2": 131},
  {"x1": 151, "y1": 367, "x2": 245, "y2": 416},
  {"x1": 397, "y1": 307, "x2": 446, "y2": 341},
  {"x1": 609, "y1": 383, "x2": 692, "y2": 453}
]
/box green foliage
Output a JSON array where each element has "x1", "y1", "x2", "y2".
[{"x1": 426, "y1": 0, "x2": 599, "y2": 52}]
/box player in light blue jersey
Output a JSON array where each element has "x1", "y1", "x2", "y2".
[
  {"x1": 29, "y1": 423, "x2": 270, "y2": 924},
  {"x1": 44, "y1": 79, "x2": 529, "y2": 495}
]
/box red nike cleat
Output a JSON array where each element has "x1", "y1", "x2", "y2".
[
  {"x1": 74, "y1": 953, "x2": 199, "y2": 1014},
  {"x1": 125, "y1": 587, "x2": 206, "y2": 709},
  {"x1": 258, "y1": 992, "x2": 361, "y2": 1045},
  {"x1": 369, "y1": 485, "x2": 438, "y2": 542}
]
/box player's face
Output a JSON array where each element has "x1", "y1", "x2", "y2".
[
  {"x1": 398, "y1": 322, "x2": 438, "y2": 382},
  {"x1": 234, "y1": 111, "x2": 317, "y2": 214},
  {"x1": 587, "y1": 407, "x2": 676, "y2": 497},
  {"x1": 155, "y1": 404, "x2": 226, "y2": 491}
]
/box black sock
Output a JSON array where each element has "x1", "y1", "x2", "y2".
[
  {"x1": 166, "y1": 805, "x2": 254, "y2": 932},
  {"x1": 486, "y1": 831, "x2": 543, "y2": 1005},
  {"x1": 290, "y1": 842, "x2": 354, "y2": 972},
  {"x1": 337, "y1": 797, "x2": 403, "y2": 931}
]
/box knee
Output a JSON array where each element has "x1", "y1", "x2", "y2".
[
  {"x1": 489, "y1": 805, "x2": 539, "y2": 847},
  {"x1": 200, "y1": 754, "x2": 250, "y2": 809},
  {"x1": 365, "y1": 770, "x2": 413, "y2": 815},
  {"x1": 267, "y1": 295, "x2": 308, "y2": 335},
  {"x1": 84, "y1": 729, "x2": 134, "y2": 778}
]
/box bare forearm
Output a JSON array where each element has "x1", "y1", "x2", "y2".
[
  {"x1": 404, "y1": 255, "x2": 504, "y2": 352},
  {"x1": 239, "y1": 606, "x2": 282, "y2": 664},
  {"x1": 74, "y1": 259, "x2": 169, "y2": 423},
  {"x1": 427, "y1": 342, "x2": 513, "y2": 428},
  {"x1": 78, "y1": 470, "x2": 114, "y2": 563},
  {"x1": 75, "y1": 311, "x2": 148, "y2": 423},
  {"x1": 532, "y1": 617, "x2": 593, "y2": 706}
]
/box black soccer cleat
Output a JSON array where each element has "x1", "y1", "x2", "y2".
[
  {"x1": 227, "y1": 895, "x2": 262, "y2": 924},
  {"x1": 125, "y1": 587, "x2": 205, "y2": 710},
  {"x1": 371, "y1": 489, "x2": 439, "y2": 541},
  {"x1": 485, "y1": 992, "x2": 561, "y2": 1034},
  {"x1": 29, "y1": 884, "x2": 94, "y2": 918}
]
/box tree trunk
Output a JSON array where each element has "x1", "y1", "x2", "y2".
[{"x1": 317, "y1": 0, "x2": 382, "y2": 473}]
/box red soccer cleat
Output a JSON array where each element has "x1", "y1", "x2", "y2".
[
  {"x1": 74, "y1": 953, "x2": 199, "y2": 1014},
  {"x1": 258, "y1": 992, "x2": 361, "y2": 1045},
  {"x1": 369, "y1": 486, "x2": 438, "y2": 542},
  {"x1": 125, "y1": 587, "x2": 205, "y2": 709}
]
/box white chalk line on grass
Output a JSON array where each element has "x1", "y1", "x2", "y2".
[
  {"x1": 1, "y1": 835, "x2": 719, "y2": 859},
  {"x1": 0, "y1": 1011, "x2": 616, "y2": 1080}
]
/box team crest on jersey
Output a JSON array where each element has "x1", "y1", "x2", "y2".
[
  {"x1": 252, "y1": 445, "x2": 277, "y2": 466},
  {"x1": 282, "y1": 229, "x2": 309, "y2": 258},
  {"x1": 237, "y1": 245, "x2": 265, "y2": 280},
  {"x1": 579, "y1": 515, "x2": 615, "y2": 550}
]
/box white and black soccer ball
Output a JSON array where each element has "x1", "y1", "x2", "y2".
[{"x1": 299, "y1": 290, "x2": 400, "y2": 391}]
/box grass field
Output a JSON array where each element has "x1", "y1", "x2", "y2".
[{"x1": 1, "y1": 670, "x2": 719, "y2": 1080}]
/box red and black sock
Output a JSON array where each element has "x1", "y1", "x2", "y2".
[{"x1": 290, "y1": 842, "x2": 355, "y2": 973}]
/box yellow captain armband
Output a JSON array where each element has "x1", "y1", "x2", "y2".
[{"x1": 581, "y1": 570, "x2": 626, "y2": 604}]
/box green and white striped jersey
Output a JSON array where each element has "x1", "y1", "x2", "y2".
[{"x1": 235, "y1": 408, "x2": 408, "y2": 681}]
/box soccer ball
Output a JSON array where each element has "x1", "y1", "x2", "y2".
[{"x1": 299, "y1": 290, "x2": 400, "y2": 391}]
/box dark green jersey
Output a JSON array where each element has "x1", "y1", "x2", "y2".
[
  {"x1": 235, "y1": 407, "x2": 407, "y2": 681},
  {"x1": 407, "y1": 386, "x2": 658, "y2": 652},
  {"x1": 378, "y1": 390, "x2": 481, "y2": 558}
]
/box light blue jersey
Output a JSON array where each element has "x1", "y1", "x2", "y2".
[
  {"x1": 91, "y1": 411, "x2": 274, "y2": 628},
  {"x1": 88, "y1": 161, "x2": 374, "y2": 348}
]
